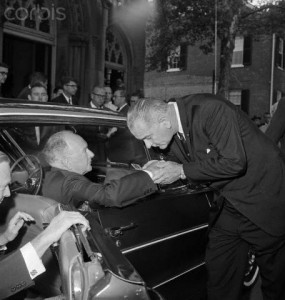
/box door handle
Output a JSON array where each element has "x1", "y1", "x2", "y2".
[{"x1": 105, "y1": 222, "x2": 137, "y2": 238}]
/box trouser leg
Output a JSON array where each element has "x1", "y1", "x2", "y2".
[
  {"x1": 206, "y1": 205, "x2": 249, "y2": 300},
  {"x1": 243, "y1": 225, "x2": 285, "y2": 300}
]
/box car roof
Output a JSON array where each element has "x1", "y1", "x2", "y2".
[{"x1": 0, "y1": 98, "x2": 126, "y2": 127}]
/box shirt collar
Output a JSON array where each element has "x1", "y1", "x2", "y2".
[
  {"x1": 90, "y1": 101, "x2": 103, "y2": 109},
  {"x1": 62, "y1": 92, "x2": 71, "y2": 103},
  {"x1": 170, "y1": 102, "x2": 184, "y2": 137}
]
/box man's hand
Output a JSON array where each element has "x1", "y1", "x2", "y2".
[
  {"x1": 144, "y1": 160, "x2": 183, "y2": 184},
  {"x1": 41, "y1": 211, "x2": 90, "y2": 245},
  {"x1": 31, "y1": 211, "x2": 90, "y2": 258},
  {"x1": 143, "y1": 160, "x2": 166, "y2": 181},
  {"x1": 0, "y1": 212, "x2": 35, "y2": 245}
]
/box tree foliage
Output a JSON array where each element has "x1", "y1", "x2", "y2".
[{"x1": 146, "y1": 0, "x2": 285, "y2": 96}]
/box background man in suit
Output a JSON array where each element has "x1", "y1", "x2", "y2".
[
  {"x1": 51, "y1": 77, "x2": 78, "y2": 105},
  {"x1": 113, "y1": 88, "x2": 128, "y2": 113},
  {"x1": 42, "y1": 131, "x2": 159, "y2": 209},
  {"x1": 104, "y1": 86, "x2": 117, "y2": 111},
  {"x1": 89, "y1": 86, "x2": 106, "y2": 109},
  {"x1": 0, "y1": 151, "x2": 89, "y2": 299},
  {"x1": 17, "y1": 72, "x2": 47, "y2": 100},
  {"x1": 127, "y1": 95, "x2": 285, "y2": 300},
  {"x1": 0, "y1": 62, "x2": 9, "y2": 98}
]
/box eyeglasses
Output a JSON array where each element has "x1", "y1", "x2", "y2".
[
  {"x1": 92, "y1": 93, "x2": 106, "y2": 98},
  {"x1": 65, "y1": 84, "x2": 78, "y2": 88},
  {"x1": 0, "y1": 72, "x2": 8, "y2": 76},
  {"x1": 113, "y1": 95, "x2": 123, "y2": 98}
]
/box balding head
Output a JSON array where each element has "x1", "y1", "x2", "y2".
[{"x1": 43, "y1": 131, "x2": 94, "y2": 175}]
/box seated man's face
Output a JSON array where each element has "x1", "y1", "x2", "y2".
[
  {"x1": 66, "y1": 134, "x2": 94, "y2": 175},
  {"x1": 0, "y1": 161, "x2": 11, "y2": 204}
]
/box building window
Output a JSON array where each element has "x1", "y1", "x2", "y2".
[
  {"x1": 3, "y1": 0, "x2": 57, "y2": 35},
  {"x1": 166, "y1": 45, "x2": 187, "y2": 72},
  {"x1": 231, "y1": 36, "x2": 251, "y2": 68},
  {"x1": 167, "y1": 46, "x2": 181, "y2": 72},
  {"x1": 232, "y1": 37, "x2": 244, "y2": 67},
  {"x1": 276, "y1": 37, "x2": 284, "y2": 69}
]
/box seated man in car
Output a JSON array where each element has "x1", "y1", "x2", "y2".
[
  {"x1": 41, "y1": 130, "x2": 160, "y2": 209},
  {"x1": 0, "y1": 151, "x2": 89, "y2": 299}
]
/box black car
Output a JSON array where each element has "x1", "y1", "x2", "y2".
[{"x1": 0, "y1": 100, "x2": 211, "y2": 300}]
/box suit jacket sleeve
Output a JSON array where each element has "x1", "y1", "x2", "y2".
[
  {"x1": 265, "y1": 97, "x2": 285, "y2": 144},
  {"x1": 182, "y1": 100, "x2": 247, "y2": 181},
  {"x1": 0, "y1": 250, "x2": 34, "y2": 299},
  {"x1": 49, "y1": 170, "x2": 157, "y2": 209}
]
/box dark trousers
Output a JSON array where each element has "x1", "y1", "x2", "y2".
[{"x1": 206, "y1": 201, "x2": 285, "y2": 300}]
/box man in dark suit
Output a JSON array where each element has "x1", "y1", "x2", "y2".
[
  {"x1": 50, "y1": 76, "x2": 79, "y2": 105},
  {"x1": 0, "y1": 151, "x2": 89, "y2": 299},
  {"x1": 113, "y1": 88, "x2": 128, "y2": 114},
  {"x1": 127, "y1": 94, "x2": 285, "y2": 300},
  {"x1": 89, "y1": 86, "x2": 106, "y2": 109},
  {"x1": 41, "y1": 130, "x2": 158, "y2": 209}
]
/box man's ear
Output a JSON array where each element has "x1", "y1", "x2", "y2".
[
  {"x1": 158, "y1": 115, "x2": 171, "y2": 129},
  {"x1": 62, "y1": 157, "x2": 72, "y2": 171}
]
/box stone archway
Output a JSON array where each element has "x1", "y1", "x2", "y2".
[{"x1": 104, "y1": 25, "x2": 131, "y2": 92}]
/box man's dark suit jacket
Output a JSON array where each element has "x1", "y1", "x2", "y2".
[
  {"x1": 50, "y1": 94, "x2": 78, "y2": 105},
  {"x1": 0, "y1": 250, "x2": 34, "y2": 298},
  {"x1": 265, "y1": 97, "x2": 285, "y2": 155},
  {"x1": 171, "y1": 93, "x2": 285, "y2": 237},
  {"x1": 107, "y1": 104, "x2": 146, "y2": 164},
  {"x1": 42, "y1": 167, "x2": 157, "y2": 209}
]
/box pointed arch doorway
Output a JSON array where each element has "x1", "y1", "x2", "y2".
[{"x1": 104, "y1": 27, "x2": 130, "y2": 92}]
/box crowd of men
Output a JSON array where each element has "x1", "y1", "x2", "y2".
[{"x1": 0, "y1": 62, "x2": 142, "y2": 110}]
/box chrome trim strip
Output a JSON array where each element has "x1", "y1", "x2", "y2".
[
  {"x1": 0, "y1": 111, "x2": 120, "y2": 120},
  {"x1": 122, "y1": 224, "x2": 208, "y2": 254},
  {"x1": 152, "y1": 262, "x2": 205, "y2": 289}
]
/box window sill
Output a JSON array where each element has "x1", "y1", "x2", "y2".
[
  {"x1": 231, "y1": 64, "x2": 244, "y2": 68},
  {"x1": 166, "y1": 68, "x2": 182, "y2": 72}
]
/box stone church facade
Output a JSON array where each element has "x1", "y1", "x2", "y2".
[{"x1": 0, "y1": 0, "x2": 148, "y2": 105}]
